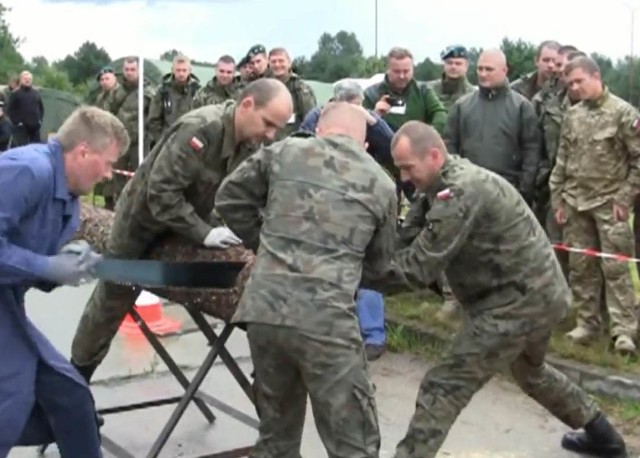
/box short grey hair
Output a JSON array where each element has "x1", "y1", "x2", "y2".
[
  {"x1": 56, "y1": 105, "x2": 130, "y2": 154},
  {"x1": 333, "y1": 79, "x2": 364, "y2": 102}
]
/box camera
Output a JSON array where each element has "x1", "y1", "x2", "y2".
[{"x1": 387, "y1": 96, "x2": 405, "y2": 107}]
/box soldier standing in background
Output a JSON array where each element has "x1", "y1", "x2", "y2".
[
  {"x1": 427, "y1": 45, "x2": 476, "y2": 111},
  {"x1": 246, "y1": 44, "x2": 270, "y2": 81},
  {"x1": 103, "y1": 57, "x2": 149, "y2": 210},
  {"x1": 445, "y1": 49, "x2": 540, "y2": 206},
  {"x1": 70, "y1": 79, "x2": 294, "y2": 386},
  {"x1": 0, "y1": 76, "x2": 18, "y2": 106},
  {"x1": 215, "y1": 102, "x2": 397, "y2": 458},
  {"x1": 549, "y1": 56, "x2": 640, "y2": 354},
  {"x1": 267, "y1": 47, "x2": 317, "y2": 140},
  {"x1": 93, "y1": 66, "x2": 119, "y2": 112},
  {"x1": 146, "y1": 54, "x2": 201, "y2": 148},
  {"x1": 368, "y1": 120, "x2": 627, "y2": 458},
  {"x1": 511, "y1": 40, "x2": 561, "y2": 100},
  {"x1": 234, "y1": 56, "x2": 252, "y2": 90},
  {"x1": 532, "y1": 45, "x2": 582, "y2": 278},
  {"x1": 7, "y1": 71, "x2": 44, "y2": 146},
  {"x1": 427, "y1": 44, "x2": 476, "y2": 320},
  {"x1": 193, "y1": 55, "x2": 239, "y2": 108}
]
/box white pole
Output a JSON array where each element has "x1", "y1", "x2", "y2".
[{"x1": 138, "y1": 55, "x2": 144, "y2": 168}]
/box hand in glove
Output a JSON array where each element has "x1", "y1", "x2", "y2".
[
  {"x1": 42, "y1": 240, "x2": 103, "y2": 286},
  {"x1": 203, "y1": 226, "x2": 242, "y2": 249}
]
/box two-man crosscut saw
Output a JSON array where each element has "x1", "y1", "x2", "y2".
[{"x1": 93, "y1": 258, "x2": 247, "y2": 289}]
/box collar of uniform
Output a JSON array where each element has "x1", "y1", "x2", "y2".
[
  {"x1": 48, "y1": 138, "x2": 75, "y2": 212},
  {"x1": 220, "y1": 101, "x2": 239, "y2": 159},
  {"x1": 479, "y1": 80, "x2": 509, "y2": 100},
  {"x1": 440, "y1": 74, "x2": 469, "y2": 94},
  {"x1": 382, "y1": 75, "x2": 417, "y2": 96},
  {"x1": 584, "y1": 85, "x2": 609, "y2": 109}
]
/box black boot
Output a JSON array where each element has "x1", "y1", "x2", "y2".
[
  {"x1": 561, "y1": 412, "x2": 627, "y2": 457},
  {"x1": 71, "y1": 360, "x2": 104, "y2": 428}
]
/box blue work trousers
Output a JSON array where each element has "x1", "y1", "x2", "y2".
[
  {"x1": 11, "y1": 360, "x2": 102, "y2": 458},
  {"x1": 356, "y1": 288, "x2": 386, "y2": 345}
]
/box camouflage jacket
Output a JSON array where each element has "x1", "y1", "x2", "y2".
[
  {"x1": 367, "y1": 155, "x2": 570, "y2": 325},
  {"x1": 113, "y1": 100, "x2": 259, "y2": 250},
  {"x1": 426, "y1": 74, "x2": 476, "y2": 112},
  {"x1": 147, "y1": 73, "x2": 201, "y2": 143},
  {"x1": 549, "y1": 87, "x2": 640, "y2": 212},
  {"x1": 215, "y1": 132, "x2": 398, "y2": 341},
  {"x1": 531, "y1": 85, "x2": 575, "y2": 186},
  {"x1": 93, "y1": 84, "x2": 119, "y2": 112},
  {"x1": 273, "y1": 72, "x2": 317, "y2": 141},
  {"x1": 192, "y1": 77, "x2": 239, "y2": 109},
  {"x1": 510, "y1": 71, "x2": 543, "y2": 101}
]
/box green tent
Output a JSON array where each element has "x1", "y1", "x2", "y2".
[
  {"x1": 0, "y1": 84, "x2": 82, "y2": 139},
  {"x1": 144, "y1": 59, "x2": 335, "y2": 105}
]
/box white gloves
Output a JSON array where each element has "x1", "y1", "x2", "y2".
[{"x1": 203, "y1": 226, "x2": 242, "y2": 249}]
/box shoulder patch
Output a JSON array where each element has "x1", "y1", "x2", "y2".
[
  {"x1": 188, "y1": 136, "x2": 204, "y2": 152},
  {"x1": 436, "y1": 188, "x2": 453, "y2": 200},
  {"x1": 632, "y1": 117, "x2": 640, "y2": 133}
]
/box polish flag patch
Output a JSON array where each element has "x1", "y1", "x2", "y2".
[
  {"x1": 188, "y1": 136, "x2": 204, "y2": 152},
  {"x1": 633, "y1": 118, "x2": 640, "y2": 133},
  {"x1": 436, "y1": 188, "x2": 453, "y2": 200}
]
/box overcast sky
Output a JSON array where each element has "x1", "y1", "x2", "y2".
[{"x1": 4, "y1": 0, "x2": 640, "y2": 65}]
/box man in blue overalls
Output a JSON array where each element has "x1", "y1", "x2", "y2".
[{"x1": 0, "y1": 105, "x2": 129, "y2": 457}]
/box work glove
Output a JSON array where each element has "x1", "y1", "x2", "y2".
[
  {"x1": 203, "y1": 226, "x2": 242, "y2": 249},
  {"x1": 42, "y1": 240, "x2": 103, "y2": 287}
]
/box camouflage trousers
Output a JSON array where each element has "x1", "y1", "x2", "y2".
[
  {"x1": 246, "y1": 323, "x2": 380, "y2": 458},
  {"x1": 563, "y1": 202, "x2": 638, "y2": 339},
  {"x1": 71, "y1": 216, "x2": 148, "y2": 367},
  {"x1": 544, "y1": 202, "x2": 569, "y2": 280},
  {"x1": 393, "y1": 313, "x2": 598, "y2": 458}
]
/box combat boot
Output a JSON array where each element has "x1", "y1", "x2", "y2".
[
  {"x1": 561, "y1": 412, "x2": 627, "y2": 457},
  {"x1": 613, "y1": 335, "x2": 636, "y2": 355},
  {"x1": 565, "y1": 326, "x2": 598, "y2": 345}
]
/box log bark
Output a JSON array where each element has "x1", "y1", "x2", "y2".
[{"x1": 75, "y1": 203, "x2": 254, "y2": 322}]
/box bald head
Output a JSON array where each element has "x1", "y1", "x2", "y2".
[
  {"x1": 391, "y1": 120, "x2": 446, "y2": 158},
  {"x1": 239, "y1": 78, "x2": 292, "y2": 109},
  {"x1": 477, "y1": 48, "x2": 508, "y2": 88},
  {"x1": 391, "y1": 121, "x2": 447, "y2": 191},
  {"x1": 316, "y1": 102, "x2": 367, "y2": 145}
]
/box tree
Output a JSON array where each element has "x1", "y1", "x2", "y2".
[
  {"x1": 500, "y1": 37, "x2": 537, "y2": 80},
  {"x1": 160, "y1": 49, "x2": 182, "y2": 61},
  {"x1": 55, "y1": 41, "x2": 111, "y2": 86},
  {"x1": 0, "y1": 2, "x2": 25, "y2": 82},
  {"x1": 307, "y1": 31, "x2": 366, "y2": 82}
]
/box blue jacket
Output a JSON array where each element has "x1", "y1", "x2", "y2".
[
  {"x1": 0, "y1": 139, "x2": 87, "y2": 452},
  {"x1": 300, "y1": 106, "x2": 416, "y2": 200},
  {"x1": 300, "y1": 106, "x2": 395, "y2": 166}
]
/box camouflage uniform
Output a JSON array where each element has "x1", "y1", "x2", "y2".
[
  {"x1": 532, "y1": 84, "x2": 575, "y2": 277},
  {"x1": 549, "y1": 87, "x2": 640, "y2": 348},
  {"x1": 510, "y1": 70, "x2": 543, "y2": 100},
  {"x1": 426, "y1": 75, "x2": 476, "y2": 112},
  {"x1": 147, "y1": 73, "x2": 201, "y2": 147},
  {"x1": 71, "y1": 100, "x2": 258, "y2": 370},
  {"x1": 367, "y1": 155, "x2": 600, "y2": 458},
  {"x1": 93, "y1": 84, "x2": 119, "y2": 112},
  {"x1": 192, "y1": 77, "x2": 239, "y2": 109},
  {"x1": 271, "y1": 72, "x2": 317, "y2": 142},
  {"x1": 215, "y1": 132, "x2": 398, "y2": 458},
  {"x1": 91, "y1": 84, "x2": 119, "y2": 201}
]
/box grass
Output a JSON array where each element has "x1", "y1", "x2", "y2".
[
  {"x1": 385, "y1": 316, "x2": 640, "y2": 449},
  {"x1": 80, "y1": 190, "x2": 105, "y2": 207},
  {"x1": 385, "y1": 290, "x2": 640, "y2": 375}
]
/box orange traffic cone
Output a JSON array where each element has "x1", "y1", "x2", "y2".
[{"x1": 118, "y1": 290, "x2": 182, "y2": 336}]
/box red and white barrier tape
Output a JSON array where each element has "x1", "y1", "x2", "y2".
[
  {"x1": 113, "y1": 168, "x2": 135, "y2": 178},
  {"x1": 552, "y1": 243, "x2": 639, "y2": 263}
]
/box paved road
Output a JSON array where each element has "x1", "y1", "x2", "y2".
[{"x1": 7, "y1": 284, "x2": 621, "y2": 457}]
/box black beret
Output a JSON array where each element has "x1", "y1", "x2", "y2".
[
  {"x1": 246, "y1": 44, "x2": 266, "y2": 58},
  {"x1": 440, "y1": 45, "x2": 469, "y2": 60}
]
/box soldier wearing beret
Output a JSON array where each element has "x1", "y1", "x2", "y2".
[
  {"x1": 246, "y1": 44, "x2": 269, "y2": 81},
  {"x1": 427, "y1": 45, "x2": 476, "y2": 112}
]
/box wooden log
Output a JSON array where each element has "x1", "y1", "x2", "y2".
[{"x1": 75, "y1": 203, "x2": 254, "y2": 322}]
